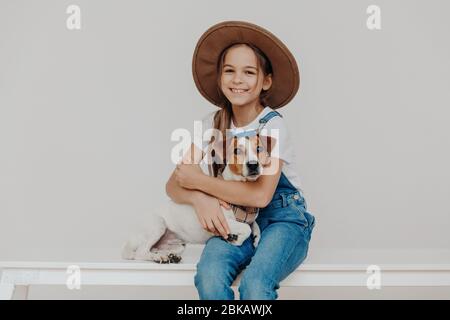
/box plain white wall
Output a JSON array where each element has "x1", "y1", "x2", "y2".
[{"x1": 1, "y1": 0, "x2": 449, "y2": 298}]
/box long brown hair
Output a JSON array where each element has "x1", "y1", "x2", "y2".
[{"x1": 210, "y1": 43, "x2": 273, "y2": 176}]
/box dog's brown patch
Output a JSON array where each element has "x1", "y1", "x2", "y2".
[
  {"x1": 251, "y1": 135, "x2": 272, "y2": 167},
  {"x1": 228, "y1": 137, "x2": 244, "y2": 176},
  {"x1": 229, "y1": 162, "x2": 243, "y2": 176}
]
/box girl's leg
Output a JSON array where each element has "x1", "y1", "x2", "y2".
[
  {"x1": 238, "y1": 222, "x2": 312, "y2": 300},
  {"x1": 195, "y1": 236, "x2": 254, "y2": 300}
]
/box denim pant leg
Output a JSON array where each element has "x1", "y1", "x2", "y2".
[
  {"x1": 238, "y1": 221, "x2": 311, "y2": 300},
  {"x1": 195, "y1": 235, "x2": 254, "y2": 300}
]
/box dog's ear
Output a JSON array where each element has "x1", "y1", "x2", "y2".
[
  {"x1": 257, "y1": 134, "x2": 277, "y2": 167},
  {"x1": 257, "y1": 134, "x2": 277, "y2": 155},
  {"x1": 208, "y1": 135, "x2": 233, "y2": 166},
  {"x1": 209, "y1": 136, "x2": 235, "y2": 177}
]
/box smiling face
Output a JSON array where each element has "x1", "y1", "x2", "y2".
[{"x1": 220, "y1": 45, "x2": 272, "y2": 108}]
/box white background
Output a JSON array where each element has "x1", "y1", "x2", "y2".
[{"x1": 1, "y1": 0, "x2": 449, "y2": 299}]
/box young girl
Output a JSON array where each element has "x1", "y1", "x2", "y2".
[{"x1": 166, "y1": 21, "x2": 315, "y2": 300}]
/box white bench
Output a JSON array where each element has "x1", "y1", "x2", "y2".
[{"x1": 1, "y1": 246, "x2": 450, "y2": 300}]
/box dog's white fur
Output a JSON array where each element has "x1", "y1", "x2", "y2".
[{"x1": 121, "y1": 134, "x2": 272, "y2": 263}]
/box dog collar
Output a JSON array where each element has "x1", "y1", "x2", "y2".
[
  {"x1": 228, "y1": 111, "x2": 283, "y2": 139},
  {"x1": 229, "y1": 129, "x2": 258, "y2": 139}
]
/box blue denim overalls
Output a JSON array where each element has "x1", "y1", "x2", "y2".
[{"x1": 194, "y1": 111, "x2": 316, "y2": 300}]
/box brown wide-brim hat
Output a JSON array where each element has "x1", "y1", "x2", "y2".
[{"x1": 192, "y1": 21, "x2": 300, "y2": 109}]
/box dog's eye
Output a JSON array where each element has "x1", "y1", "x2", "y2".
[
  {"x1": 234, "y1": 148, "x2": 242, "y2": 155},
  {"x1": 256, "y1": 146, "x2": 265, "y2": 153}
]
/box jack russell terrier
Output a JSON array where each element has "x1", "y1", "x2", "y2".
[{"x1": 121, "y1": 131, "x2": 276, "y2": 263}]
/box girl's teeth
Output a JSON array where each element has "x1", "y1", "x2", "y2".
[{"x1": 232, "y1": 89, "x2": 247, "y2": 93}]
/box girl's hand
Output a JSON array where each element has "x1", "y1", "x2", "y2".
[
  {"x1": 218, "y1": 199, "x2": 231, "y2": 210},
  {"x1": 192, "y1": 193, "x2": 231, "y2": 239},
  {"x1": 174, "y1": 163, "x2": 204, "y2": 190}
]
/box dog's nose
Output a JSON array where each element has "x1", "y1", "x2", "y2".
[{"x1": 246, "y1": 161, "x2": 259, "y2": 174}]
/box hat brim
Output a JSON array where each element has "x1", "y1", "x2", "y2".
[{"x1": 192, "y1": 21, "x2": 300, "y2": 109}]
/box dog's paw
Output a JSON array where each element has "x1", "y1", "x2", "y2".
[
  {"x1": 252, "y1": 233, "x2": 261, "y2": 248},
  {"x1": 168, "y1": 253, "x2": 182, "y2": 263},
  {"x1": 226, "y1": 234, "x2": 239, "y2": 242},
  {"x1": 154, "y1": 255, "x2": 171, "y2": 264},
  {"x1": 226, "y1": 233, "x2": 247, "y2": 246},
  {"x1": 152, "y1": 253, "x2": 182, "y2": 264}
]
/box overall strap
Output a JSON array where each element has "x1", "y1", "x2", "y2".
[
  {"x1": 228, "y1": 111, "x2": 282, "y2": 139},
  {"x1": 256, "y1": 110, "x2": 282, "y2": 133}
]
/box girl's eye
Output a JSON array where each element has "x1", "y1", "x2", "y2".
[
  {"x1": 234, "y1": 148, "x2": 242, "y2": 155},
  {"x1": 224, "y1": 69, "x2": 233, "y2": 73},
  {"x1": 256, "y1": 146, "x2": 264, "y2": 153},
  {"x1": 246, "y1": 71, "x2": 255, "y2": 75}
]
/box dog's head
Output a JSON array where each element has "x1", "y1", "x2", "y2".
[{"x1": 207, "y1": 132, "x2": 277, "y2": 182}]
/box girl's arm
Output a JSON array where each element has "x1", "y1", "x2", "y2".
[
  {"x1": 194, "y1": 158, "x2": 283, "y2": 208},
  {"x1": 165, "y1": 169, "x2": 205, "y2": 206},
  {"x1": 166, "y1": 143, "x2": 231, "y2": 238},
  {"x1": 166, "y1": 170, "x2": 231, "y2": 238},
  {"x1": 166, "y1": 143, "x2": 205, "y2": 205}
]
